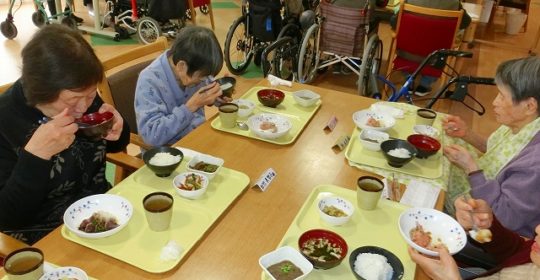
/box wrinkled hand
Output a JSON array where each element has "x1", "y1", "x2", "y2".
[
  {"x1": 455, "y1": 197, "x2": 493, "y2": 230},
  {"x1": 442, "y1": 115, "x2": 468, "y2": 138},
  {"x1": 99, "y1": 103, "x2": 123, "y2": 141},
  {"x1": 25, "y1": 108, "x2": 78, "y2": 160},
  {"x1": 186, "y1": 82, "x2": 222, "y2": 112},
  {"x1": 408, "y1": 247, "x2": 461, "y2": 280},
  {"x1": 443, "y1": 144, "x2": 479, "y2": 174}
]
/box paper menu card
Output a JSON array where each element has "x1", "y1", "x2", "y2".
[{"x1": 400, "y1": 180, "x2": 441, "y2": 208}]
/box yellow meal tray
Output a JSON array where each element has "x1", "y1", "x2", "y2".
[
  {"x1": 344, "y1": 105, "x2": 444, "y2": 179},
  {"x1": 210, "y1": 86, "x2": 321, "y2": 145},
  {"x1": 262, "y1": 185, "x2": 415, "y2": 280},
  {"x1": 61, "y1": 158, "x2": 250, "y2": 274}
]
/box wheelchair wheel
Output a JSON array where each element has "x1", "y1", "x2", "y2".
[
  {"x1": 358, "y1": 34, "x2": 383, "y2": 97},
  {"x1": 61, "y1": 17, "x2": 77, "y2": 30},
  {"x1": 199, "y1": 5, "x2": 209, "y2": 15},
  {"x1": 297, "y1": 23, "x2": 320, "y2": 84},
  {"x1": 272, "y1": 37, "x2": 297, "y2": 80},
  {"x1": 0, "y1": 20, "x2": 17, "y2": 40},
  {"x1": 224, "y1": 15, "x2": 254, "y2": 75},
  {"x1": 31, "y1": 11, "x2": 46, "y2": 27},
  {"x1": 137, "y1": 17, "x2": 161, "y2": 45}
]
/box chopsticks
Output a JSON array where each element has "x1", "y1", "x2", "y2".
[{"x1": 388, "y1": 173, "x2": 402, "y2": 202}]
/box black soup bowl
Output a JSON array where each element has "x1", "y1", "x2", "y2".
[
  {"x1": 143, "y1": 146, "x2": 184, "y2": 177},
  {"x1": 380, "y1": 139, "x2": 417, "y2": 168},
  {"x1": 76, "y1": 111, "x2": 114, "y2": 141},
  {"x1": 349, "y1": 246, "x2": 404, "y2": 280},
  {"x1": 215, "y1": 77, "x2": 236, "y2": 98},
  {"x1": 257, "y1": 89, "x2": 285, "y2": 108}
]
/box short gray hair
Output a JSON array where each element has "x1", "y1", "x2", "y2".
[
  {"x1": 168, "y1": 26, "x2": 223, "y2": 77},
  {"x1": 495, "y1": 56, "x2": 540, "y2": 114}
]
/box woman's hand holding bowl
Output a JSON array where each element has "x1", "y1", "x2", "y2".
[
  {"x1": 442, "y1": 115, "x2": 468, "y2": 138},
  {"x1": 443, "y1": 144, "x2": 479, "y2": 174},
  {"x1": 99, "y1": 103, "x2": 124, "y2": 141},
  {"x1": 25, "y1": 108, "x2": 78, "y2": 160},
  {"x1": 186, "y1": 82, "x2": 222, "y2": 112}
]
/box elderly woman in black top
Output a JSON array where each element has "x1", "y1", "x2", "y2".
[{"x1": 0, "y1": 24, "x2": 130, "y2": 244}]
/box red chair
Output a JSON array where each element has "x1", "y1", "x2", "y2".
[
  {"x1": 386, "y1": 2, "x2": 463, "y2": 88},
  {"x1": 187, "y1": 0, "x2": 215, "y2": 30}
]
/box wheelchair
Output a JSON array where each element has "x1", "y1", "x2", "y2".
[
  {"x1": 102, "y1": 0, "x2": 186, "y2": 44},
  {"x1": 297, "y1": 0, "x2": 383, "y2": 96},
  {"x1": 260, "y1": 0, "x2": 316, "y2": 80},
  {"x1": 223, "y1": 0, "x2": 283, "y2": 75}
]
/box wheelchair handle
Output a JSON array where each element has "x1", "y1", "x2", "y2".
[
  {"x1": 454, "y1": 76, "x2": 496, "y2": 85},
  {"x1": 435, "y1": 49, "x2": 473, "y2": 58}
]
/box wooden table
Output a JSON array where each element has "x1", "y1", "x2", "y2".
[{"x1": 0, "y1": 80, "x2": 440, "y2": 279}]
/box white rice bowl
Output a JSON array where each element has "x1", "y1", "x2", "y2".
[{"x1": 354, "y1": 253, "x2": 393, "y2": 280}]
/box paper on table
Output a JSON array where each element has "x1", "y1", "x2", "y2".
[{"x1": 400, "y1": 180, "x2": 440, "y2": 209}]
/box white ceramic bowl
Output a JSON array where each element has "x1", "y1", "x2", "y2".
[
  {"x1": 259, "y1": 246, "x2": 313, "y2": 280},
  {"x1": 398, "y1": 207, "x2": 467, "y2": 256},
  {"x1": 317, "y1": 197, "x2": 354, "y2": 226},
  {"x1": 413, "y1": 124, "x2": 439, "y2": 139},
  {"x1": 63, "y1": 194, "x2": 133, "y2": 239},
  {"x1": 353, "y1": 109, "x2": 396, "y2": 132},
  {"x1": 39, "y1": 266, "x2": 88, "y2": 280},
  {"x1": 232, "y1": 99, "x2": 256, "y2": 118},
  {"x1": 292, "y1": 90, "x2": 321, "y2": 107},
  {"x1": 248, "y1": 113, "x2": 292, "y2": 140},
  {"x1": 358, "y1": 129, "x2": 390, "y2": 151},
  {"x1": 186, "y1": 154, "x2": 224, "y2": 180},
  {"x1": 173, "y1": 172, "x2": 209, "y2": 199}
]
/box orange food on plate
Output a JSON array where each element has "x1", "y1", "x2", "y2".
[{"x1": 260, "y1": 121, "x2": 278, "y2": 133}]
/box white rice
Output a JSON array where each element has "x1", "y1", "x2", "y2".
[
  {"x1": 149, "y1": 152, "x2": 181, "y2": 166},
  {"x1": 388, "y1": 148, "x2": 411, "y2": 158},
  {"x1": 354, "y1": 253, "x2": 393, "y2": 280}
]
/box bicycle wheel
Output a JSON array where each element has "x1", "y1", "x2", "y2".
[
  {"x1": 297, "y1": 23, "x2": 320, "y2": 84},
  {"x1": 224, "y1": 15, "x2": 254, "y2": 75},
  {"x1": 136, "y1": 17, "x2": 161, "y2": 45},
  {"x1": 358, "y1": 34, "x2": 383, "y2": 97}
]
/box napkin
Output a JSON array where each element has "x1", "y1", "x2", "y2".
[
  {"x1": 160, "y1": 240, "x2": 183, "y2": 261},
  {"x1": 267, "y1": 74, "x2": 292, "y2": 87},
  {"x1": 370, "y1": 103, "x2": 405, "y2": 119}
]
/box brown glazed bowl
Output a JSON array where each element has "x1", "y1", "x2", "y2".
[
  {"x1": 76, "y1": 112, "x2": 114, "y2": 141},
  {"x1": 257, "y1": 89, "x2": 285, "y2": 108}
]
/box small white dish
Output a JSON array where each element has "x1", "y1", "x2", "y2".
[
  {"x1": 413, "y1": 125, "x2": 439, "y2": 138},
  {"x1": 292, "y1": 90, "x2": 321, "y2": 107},
  {"x1": 259, "y1": 246, "x2": 313, "y2": 280},
  {"x1": 187, "y1": 154, "x2": 224, "y2": 180},
  {"x1": 232, "y1": 99, "x2": 256, "y2": 118},
  {"x1": 317, "y1": 197, "x2": 354, "y2": 226},
  {"x1": 358, "y1": 129, "x2": 390, "y2": 151},
  {"x1": 173, "y1": 172, "x2": 209, "y2": 199},
  {"x1": 352, "y1": 109, "x2": 396, "y2": 132},
  {"x1": 370, "y1": 103, "x2": 405, "y2": 119},
  {"x1": 398, "y1": 207, "x2": 467, "y2": 256},
  {"x1": 39, "y1": 266, "x2": 88, "y2": 280},
  {"x1": 63, "y1": 194, "x2": 133, "y2": 239},
  {"x1": 248, "y1": 113, "x2": 292, "y2": 140}
]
